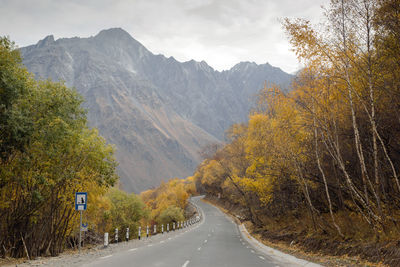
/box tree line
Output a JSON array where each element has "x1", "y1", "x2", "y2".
[
  {"x1": 0, "y1": 37, "x2": 196, "y2": 259},
  {"x1": 0, "y1": 37, "x2": 118, "y2": 258},
  {"x1": 194, "y1": 0, "x2": 400, "y2": 246}
]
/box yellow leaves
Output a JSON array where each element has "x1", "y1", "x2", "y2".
[
  {"x1": 201, "y1": 159, "x2": 224, "y2": 186},
  {"x1": 140, "y1": 176, "x2": 194, "y2": 224}
]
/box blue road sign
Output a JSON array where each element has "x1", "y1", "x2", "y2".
[{"x1": 75, "y1": 192, "x2": 87, "y2": 211}]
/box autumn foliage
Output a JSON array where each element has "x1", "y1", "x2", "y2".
[
  {"x1": 0, "y1": 38, "x2": 195, "y2": 259},
  {"x1": 194, "y1": 0, "x2": 400, "y2": 258},
  {"x1": 0, "y1": 37, "x2": 118, "y2": 258},
  {"x1": 141, "y1": 177, "x2": 196, "y2": 227}
]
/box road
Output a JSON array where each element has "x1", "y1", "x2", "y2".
[{"x1": 83, "y1": 196, "x2": 315, "y2": 267}]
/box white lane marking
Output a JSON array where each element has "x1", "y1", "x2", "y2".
[
  {"x1": 129, "y1": 248, "x2": 137, "y2": 251},
  {"x1": 204, "y1": 239, "x2": 208, "y2": 243},
  {"x1": 100, "y1": 255, "x2": 112, "y2": 259},
  {"x1": 182, "y1": 260, "x2": 190, "y2": 267},
  {"x1": 197, "y1": 247, "x2": 201, "y2": 251},
  {"x1": 251, "y1": 250, "x2": 255, "y2": 253},
  {"x1": 246, "y1": 246, "x2": 250, "y2": 248},
  {"x1": 168, "y1": 237, "x2": 172, "y2": 240},
  {"x1": 147, "y1": 244, "x2": 153, "y2": 247},
  {"x1": 208, "y1": 234, "x2": 211, "y2": 237},
  {"x1": 160, "y1": 240, "x2": 165, "y2": 243},
  {"x1": 259, "y1": 256, "x2": 265, "y2": 260}
]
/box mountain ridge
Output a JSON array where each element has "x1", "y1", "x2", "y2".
[{"x1": 20, "y1": 28, "x2": 293, "y2": 193}]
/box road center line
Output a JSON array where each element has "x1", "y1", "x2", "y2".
[
  {"x1": 160, "y1": 240, "x2": 165, "y2": 243},
  {"x1": 197, "y1": 247, "x2": 201, "y2": 250},
  {"x1": 259, "y1": 256, "x2": 265, "y2": 260},
  {"x1": 251, "y1": 250, "x2": 255, "y2": 253},
  {"x1": 129, "y1": 248, "x2": 137, "y2": 251},
  {"x1": 100, "y1": 255, "x2": 112, "y2": 259},
  {"x1": 182, "y1": 260, "x2": 190, "y2": 267}
]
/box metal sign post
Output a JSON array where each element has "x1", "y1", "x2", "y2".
[{"x1": 75, "y1": 192, "x2": 87, "y2": 254}]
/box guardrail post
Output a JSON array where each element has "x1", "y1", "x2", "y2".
[
  {"x1": 154, "y1": 224, "x2": 157, "y2": 234},
  {"x1": 138, "y1": 226, "x2": 141, "y2": 240},
  {"x1": 115, "y1": 228, "x2": 118, "y2": 243},
  {"x1": 126, "y1": 227, "x2": 129, "y2": 241},
  {"x1": 162, "y1": 224, "x2": 164, "y2": 234},
  {"x1": 146, "y1": 225, "x2": 149, "y2": 238},
  {"x1": 104, "y1": 232, "x2": 109, "y2": 247}
]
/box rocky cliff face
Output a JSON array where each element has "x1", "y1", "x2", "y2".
[{"x1": 20, "y1": 28, "x2": 293, "y2": 193}]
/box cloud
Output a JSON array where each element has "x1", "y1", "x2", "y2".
[{"x1": 0, "y1": 0, "x2": 329, "y2": 73}]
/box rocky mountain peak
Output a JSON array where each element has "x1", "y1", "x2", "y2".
[
  {"x1": 230, "y1": 61, "x2": 260, "y2": 72},
  {"x1": 36, "y1": 35, "x2": 55, "y2": 48},
  {"x1": 94, "y1": 28, "x2": 139, "y2": 45}
]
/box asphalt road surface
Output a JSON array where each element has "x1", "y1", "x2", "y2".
[{"x1": 83, "y1": 196, "x2": 311, "y2": 267}]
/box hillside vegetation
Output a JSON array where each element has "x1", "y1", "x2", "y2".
[
  {"x1": 0, "y1": 37, "x2": 196, "y2": 260},
  {"x1": 0, "y1": 37, "x2": 118, "y2": 258},
  {"x1": 194, "y1": 0, "x2": 400, "y2": 265}
]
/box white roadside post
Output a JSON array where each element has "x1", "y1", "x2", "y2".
[
  {"x1": 154, "y1": 224, "x2": 157, "y2": 234},
  {"x1": 115, "y1": 228, "x2": 118, "y2": 243},
  {"x1": 146, "y1": 225, "x2": 149, "y2": 238},
  {"x1": 75, "y1": 192, "x2": 87, "y2": 254},
  {"x1": 167, "y1": 223, "x2": 169, "y2": 232},
  {"x1": 126, "y1": 227, "x2": 129, "y2": 241},
  {"x1": 138, "y1": 226, "x2": 141, "y2": 240},
  {"x1": 104, "y1": 232, "x2": 109, "y2": 247},
  {"x1": 162, "y1": 224, "x2": 164, "y2": 234},
  {"x1": 173, "y1": 222, "x2": 175, "y2": 231}
]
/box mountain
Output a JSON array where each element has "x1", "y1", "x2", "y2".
[{"x1": 20, "y1": 28, "x2": 293, "y2": 193}]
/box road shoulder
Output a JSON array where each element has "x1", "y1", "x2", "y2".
[{"x1": 202, "y1": 197, "x2": 381, "y2": 267}]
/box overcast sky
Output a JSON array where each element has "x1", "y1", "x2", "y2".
[{"x1": 0, "y1": 0, "x2": 329, "y2": 73}]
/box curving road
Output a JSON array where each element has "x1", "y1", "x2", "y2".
[{"x1": 82, "y1": 196, "x2": 317, "y2": 267}]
